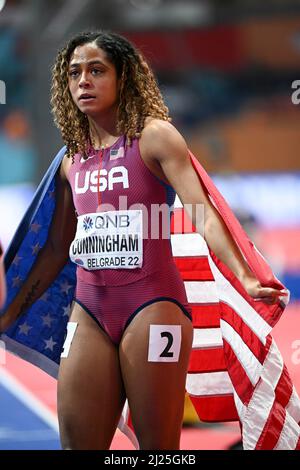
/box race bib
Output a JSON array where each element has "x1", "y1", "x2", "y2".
[{"x1": 69, "y1": 210, "x2": 143, "y2": 270}]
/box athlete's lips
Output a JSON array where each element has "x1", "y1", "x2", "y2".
[{"x1": 79, "y1": 93, "x2": 96, "y2": 101}]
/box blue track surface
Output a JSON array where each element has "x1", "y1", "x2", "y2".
[{"x1": 0, "y1": 383, "x2": 60, "y2": 450}]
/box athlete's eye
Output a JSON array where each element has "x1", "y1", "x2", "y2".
[
  {"x1": 91, "y1": 68, "x2": 103, "y2": 75},
  {"x1": 69, "y1": 70, "x2": 79, "y2": 78}
]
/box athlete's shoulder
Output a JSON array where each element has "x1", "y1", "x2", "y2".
[
  {"x1": 142, "y1": 117, "x2": 183, "y2": 140},
  {"x1": 141, "y1": 118, "x2": 188, "y2": 161},
  {"x1": 60, "y1": 152, "x2": 73, "y2": 181}
]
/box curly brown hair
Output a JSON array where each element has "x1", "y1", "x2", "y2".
[{"x1": 50, "y1": 31, "x2": 170, "y2": 158}]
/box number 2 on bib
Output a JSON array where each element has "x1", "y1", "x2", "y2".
[{"x1": 148, "y1": 325, "x2": 181, "y2": 362}]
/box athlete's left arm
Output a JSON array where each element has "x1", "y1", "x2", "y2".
[{"x1": 142, "y1": 120, "x2": 285, "y2": 304}]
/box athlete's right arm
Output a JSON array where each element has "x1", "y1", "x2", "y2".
[{"x1": 0, "y1": 155, "x2": 77, "y2": 332}]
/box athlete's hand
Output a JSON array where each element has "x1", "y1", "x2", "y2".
[{"x1": 242, "y1": 276, "x2": 288, "y2": 305}]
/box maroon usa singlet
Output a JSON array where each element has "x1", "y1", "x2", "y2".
[{"x1": 67, "y1": 135, "x2": 191, "y2": 344}]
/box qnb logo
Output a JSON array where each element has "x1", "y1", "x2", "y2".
[
  {"x1": 83, "y1": 216, "x2": 93, "y2": 232},
  {"x1": 0, "y1": 80, "x2": 6, "y2": 105},
  {"x1": 95, "y1": 213, "x2": 130, "y2": 229},
  {"x1": 75, "y1": 166, "x2": 129, "y2": 194},
  {"x1": 0, "y1": 339, "x2": 6, "y2": 365},
  {"x1": 291, "y1": 80, "x2": 300, "y2": 105}
]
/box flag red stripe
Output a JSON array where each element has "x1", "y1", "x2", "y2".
[
  {"x1": 174, "y1": 256, "x2": 214, "y2": 281},
  {"x1": 255, "y1": 363, "x2": 294, "y2": 449},
  {"x1": 275, "y1": 364, "x2": 294, "y2": 410},
  {"x1": 221, "y1": 302, "x2": 267, "y2": 365},
  {"x1": 222, "y1": 339, "x2": 254, "y2": 405},
  {"x1": 189, "y1": 347, "x2": 226, "y2": 373},
  {"x1": 189, "y1": 395, "x2": 239, "y2": 422},
  {"x1": 255, "y1": 401, "x2": 286, "y2": 450},
  {"x1": 191, "y1": 304, "x2": 221, "y2": 328}
]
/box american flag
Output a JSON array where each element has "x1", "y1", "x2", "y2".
[
  {"x1": 121, "y1": 153, "x2": 300, "y2": 450},
  {"x1": 110, "y1": 146, "x2": 125, "y2": 161},
  {"x1": 169, "y1": 154, "x2": 300, "y2": 450},
  {"x1": 1, "y1": 147, "x2": 76, "y2": 376},
  {"x1": 1, "y1": 147, "x2": 299, "y2": 449}
]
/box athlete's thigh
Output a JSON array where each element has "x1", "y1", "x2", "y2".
[
  {"x1": 58, "y1": 302, "x2": 126, "y2": 449},
  {"x1": 119, "y1": 301, "x2": 193, "y2": 449}
]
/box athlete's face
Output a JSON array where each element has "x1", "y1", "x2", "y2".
[{"x1": 68, "y1": 43, "x2": 120, "y2": 118}]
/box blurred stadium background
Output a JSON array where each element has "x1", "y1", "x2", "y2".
[{"x1": 0, "y1": 0, "x2": 300, "y2": 450}]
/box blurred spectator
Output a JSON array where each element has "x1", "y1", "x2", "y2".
[
  {"x1": 0, "y1": 27, "x2": 29, "y2": 118},
  {"x1": 0, "y1": 110, "x2": 36, "y2": 184}
]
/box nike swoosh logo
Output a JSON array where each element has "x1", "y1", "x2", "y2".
[{"x1": 80, "y1": 154, "x2": 97, "y2": 163}]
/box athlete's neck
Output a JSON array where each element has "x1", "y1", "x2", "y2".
[{"x1": 88, "y1": 114, "x2": 120, "y2": 149}]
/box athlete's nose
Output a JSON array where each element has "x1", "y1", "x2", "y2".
[{"x1": 79, "y1": 71, "x2": 91, "y2": 88}]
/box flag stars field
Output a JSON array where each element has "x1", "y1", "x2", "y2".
[
  {"x1": 44, "y1": 337, "x2": 57, "y2": 352},
  {"x1": 18, "y1": 323, "x2": 32, "y2": 336},
  {"x1": 42, "y1": 314, "x2": 54, "y2": 328}
]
